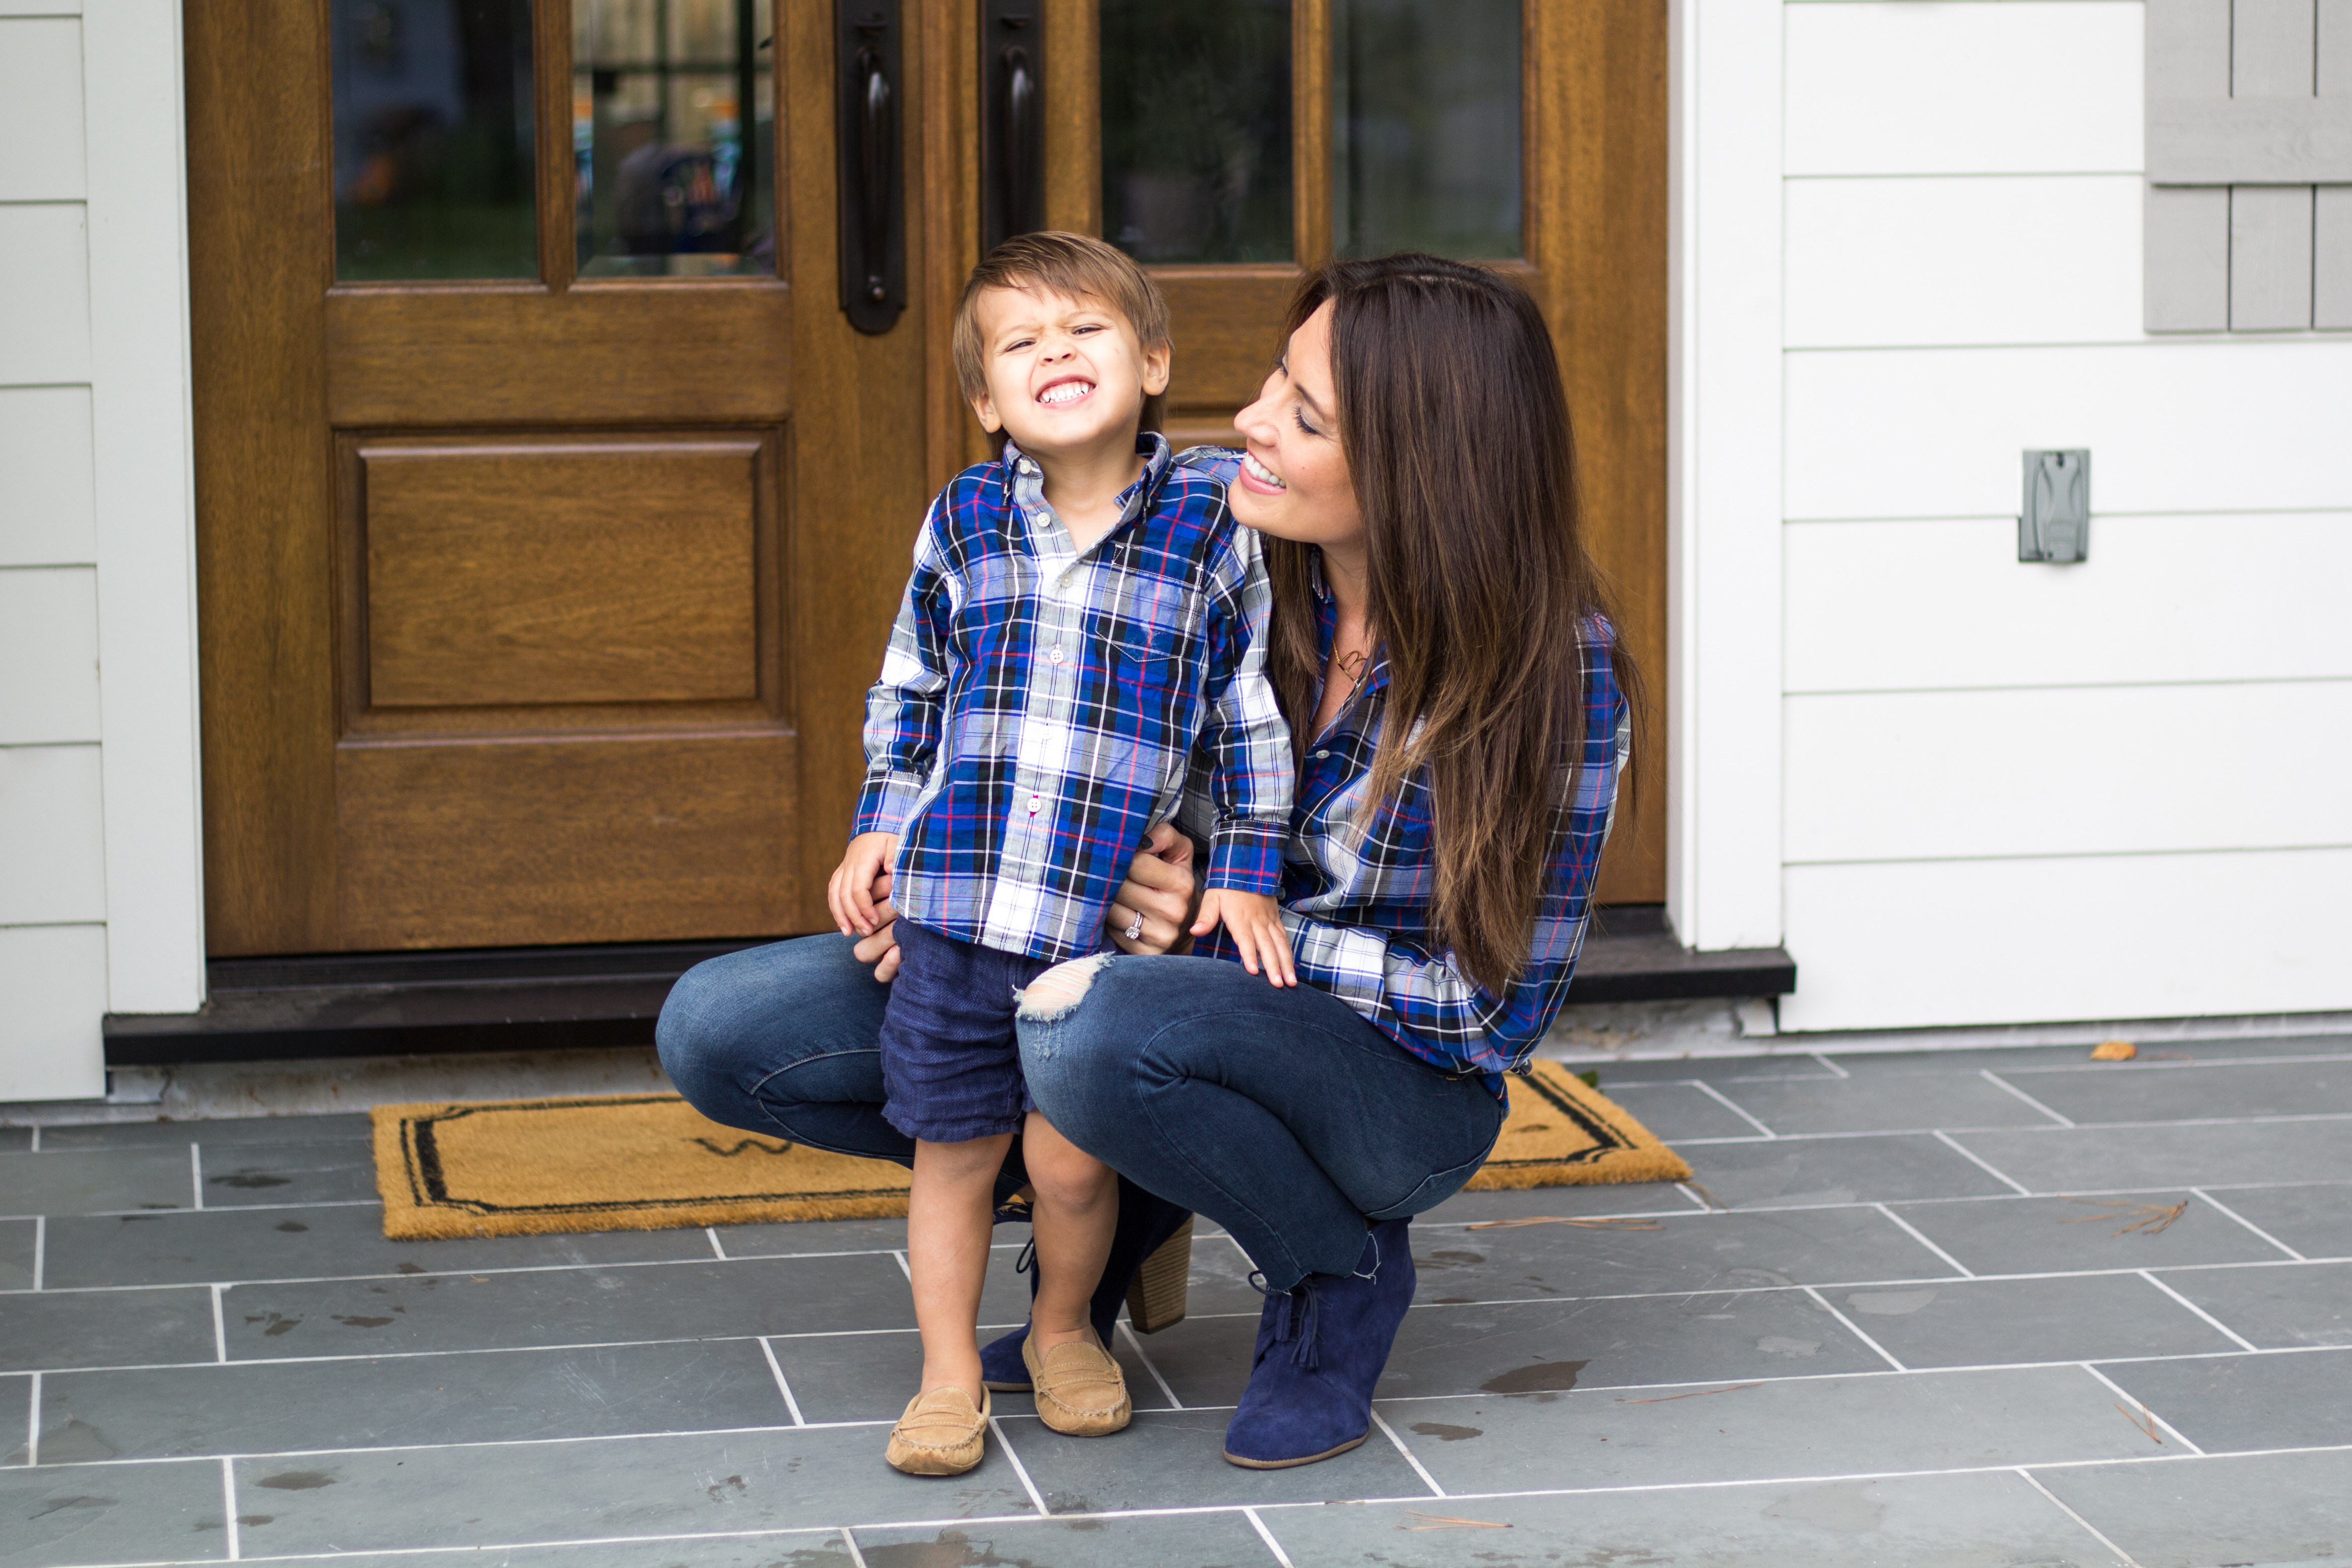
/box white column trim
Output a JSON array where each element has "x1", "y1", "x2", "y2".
[
  {"x1": 84, "y1": 0, "x2": 206, "y2": 1019},
  {"x1": 1667, "y1": 0, "x2": 1785, "y2": 951}
]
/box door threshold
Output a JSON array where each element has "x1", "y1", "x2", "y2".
[{"x1": 103, "y1": 913, "x2": 1794, "y2": 1067}]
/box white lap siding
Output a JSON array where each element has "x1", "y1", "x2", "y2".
[
  {"x1": 0, "y1": 1, "x2": 202, "y2": 1099},
  {"x1": 1776, "y1": 1, "x2": 2352, "y2": 1031}
]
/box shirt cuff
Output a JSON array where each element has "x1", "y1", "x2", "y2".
[
  {"x1": 852, "y1": 774, "x2": 926, "y2": 838},
  {"x1": 1203, "y1": 820, "x2": 1288, "y2": 895}
]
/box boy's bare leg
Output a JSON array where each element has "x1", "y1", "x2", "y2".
[
  {"x1": 1022, "y1": 1110, "x2": 1118, "y2": 1350},
  {"x1": 910, "y1": 1132, "x2": 1017, "y2": 1400}
]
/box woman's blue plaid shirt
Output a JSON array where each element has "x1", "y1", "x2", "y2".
[
  {"x1": 1180, "y1": 457, "x2": 1631, "y2": 1094},
  {"x1": 854, "y1": 437, "x2": 1293, "y2": 964}
]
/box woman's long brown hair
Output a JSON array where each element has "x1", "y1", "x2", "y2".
[{"x1": 1261, "y1": 255, "x2": 1640, "y2": 995}]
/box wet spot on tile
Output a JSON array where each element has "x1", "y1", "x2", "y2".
[
  {"x1": 254, "y1": 1470, "x2": 338, "y2": 1490},
  {"x1": 1410, "y1": 1421, "x2": 1483, "y2": 1441},
  {"x1": 1481, "y1": 1358, "x2": 1587, "y2": 1393}
]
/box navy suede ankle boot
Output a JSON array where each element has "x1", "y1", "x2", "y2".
[
  {"x1": 1222, "y1": 1217, "x2": 1416, "y2": 1469},
  {"x1": 979, "y1": 1178, "x2": 1192, "y2": 1390}
]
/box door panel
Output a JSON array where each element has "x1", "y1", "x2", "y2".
[
  {"x1": 323, "y1": 286, "x2": 793, "y2": 424},
  {"x1": 333, "y1": 732, "x2": 796, "y2": 947},
  {"x1": 357, "y1": 437, "x2": 764, "y2": 708}
]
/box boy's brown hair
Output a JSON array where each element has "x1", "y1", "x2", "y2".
[{"x1": 951, "y1": 232, "x2": 1171, "y2": 448}]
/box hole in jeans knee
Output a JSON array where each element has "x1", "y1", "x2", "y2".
[{"x1": 1016, "y1": 952, "x2": 1115, "y2": 1022}]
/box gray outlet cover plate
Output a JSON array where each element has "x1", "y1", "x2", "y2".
[{"x1": 2020, "y1": 449, "x2": 2090, "y2": 563}]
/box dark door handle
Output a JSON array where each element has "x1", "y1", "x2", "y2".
[
  {"x1": 1001, "y1": 46, "x2": 1035, "y2": 241},
  {"x1": 981, "y1": 1, "x2": 1043, "y2": 253},
  {"x1": 858, "y1": 48, "x2": 892, "y2": 303},
  {"x1": 835, "y1": 3, "x2": 902, "y2": 333}
]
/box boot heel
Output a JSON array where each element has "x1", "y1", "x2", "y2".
[{"x1": 1124, "y1": 1215, "x2": 1193, "y2": 1334}]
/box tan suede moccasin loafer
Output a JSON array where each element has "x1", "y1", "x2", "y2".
[
  {"x1": 1022, "y1": 1329, "x2": 1133, "y2": 1437},
  {"x1": 885, "y1": 1385, "x2": 990, "y2": 1476}
]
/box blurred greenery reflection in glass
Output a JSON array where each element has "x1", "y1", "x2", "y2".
[
  {"x1": 331, "y1": 0, "x2": 538, "y2": 281},
  {"x1": 1101, "y1": 0, "x2": 1292, "y2": 265},
  {"x1": 1334, "y1": 0, "x2": 1521, "y2": 259},
  {"x1": 574, "y1": 0, "x2": 775, "y2": 278}
]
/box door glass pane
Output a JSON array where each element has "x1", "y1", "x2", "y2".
[
  {"x1": 1100, "y1": 0, "x2": 1292, "y2": 265},
  {"x1": 1333, "y1": 0, "x2": 1521, "y2": 259},
  {"x1": 332, "y1": 0, "x2": 538, "y2": 280},
  {"x1": 573, "y1": 0, "x2": 775, "y2": 278}
]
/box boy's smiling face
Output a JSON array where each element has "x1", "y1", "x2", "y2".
[{"x1": 968, "y1": 284, "x2": 1170, "y2": 463}]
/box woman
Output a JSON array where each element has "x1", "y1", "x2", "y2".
[{"x1": 659, "y1": 253, "x2": 1632, "y2": 1470}]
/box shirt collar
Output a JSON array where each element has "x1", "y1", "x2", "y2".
[{"x1": 1000, "y1": 431, "x2": 1173, "y2": 535}]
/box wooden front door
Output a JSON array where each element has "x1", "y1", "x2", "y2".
[
  {"x1": 189, "y1": 0, "x2": 1663, "y2": 962},
  {"x1": 189, "y1": 0, "x2": 927, "y2": 954}
]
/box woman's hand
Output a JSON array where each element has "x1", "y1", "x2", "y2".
[
  {"x1": 1105, "y1": 822, "x2": 1201, "y2": 955},
  {"x1": 851, "y1": 883, "x2": 902, "y2": 982}
]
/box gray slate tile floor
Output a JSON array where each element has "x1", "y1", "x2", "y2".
[{"x1": 3, "y1": 1038, "x2": 2349, "y2": 1567}]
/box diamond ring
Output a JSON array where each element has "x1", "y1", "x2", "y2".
[{"x1": 1125, "y1": 915, "x2": 1143, "y2": 941}]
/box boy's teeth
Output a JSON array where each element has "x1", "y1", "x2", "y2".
[{"x1": 1038, "y1": 381, "x2": 1093, "y2": 405}]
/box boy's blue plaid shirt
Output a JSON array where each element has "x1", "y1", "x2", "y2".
[
  {"x1": 1178, "y1": 454, "x2": 1630, "y2": 1094},
  {"x1": 855, "y1": 436, "x2": 1293, "y2": 963}
]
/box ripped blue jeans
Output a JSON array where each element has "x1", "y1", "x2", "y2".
[
  {"x1": 656, "y1": 936, "x2": 1503, "y2": 1290},
  {"x1": 1018, "y1": 954, "x2": 1505, "y2": 1291}
]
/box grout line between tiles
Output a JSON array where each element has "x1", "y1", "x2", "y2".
[
  {"x1": 30, "y1": 1214, "x2": 42, "y2": 1291},
  {"x1": 1979, "y1": 1070, "x2": 2076, "y2": 1127},
  {"x1": 891, "y1": 1250, "x2": 913, "y2": 1283},
  {"x1": 1243, "y1": 1505, "x2": 1297, "y2": 1566},
  {"x1": 1673, "y1": 1182, "x2": 1714, "y2": 1211},
  {"x1": 190, "y1": 1145, "x2": 204, "y2": 1211},
  {"x1": 23, "y1": 1369, "x2": 37, "y2": 1466},
  {"x1": 27, "y1": 1347, "x2": 2352, "y2": 1474},
  {"x1": 2002, "y1": 1050, "x2": 2352, "y2": 1077},
  {"x1": 1810, "y1": 1052, "x2": 1851, "y2": 1078},
  {"x1": 1689, "y1": 1080, "x2": 1779, "y2": 1137},
  {"x1": 1932, "y1": 1129, "x2": 2034, "y2": 1194},
  {"x1": 2077, "y1": 1363, "x2": 2205, "y2": 1455},
  {"x1": 1117, "y1": 1319, "x2": 1184, "y2": 1410},
  {"x1": 27, "y1": 1440, "x2": 2352, "y2": 1568},
  {"x1": 757, "y1": 1337, "x2": 805, "y2": 1426},
  {"x1": 219, "y1": 1455, "x2": 240, "y2": 1560},
  {"x1": 836, "y1": 1527, "x2": 870, "y2": 1568},
  {"x1": 989, "y1": 1417, "x2": 1051, "y2": 1516},
  {"x1": 1872, "y1": 1203, "x2": 1975, "y2": 1277},
  {"x1": 2188, "y1": 1187, "x2": 2307, "y2": 1261},
  {"x1": 1367, "y1": 1407, "x2": 1447, "y2": 1496},
  {"x1": 209, "y1": 1284, "x2": 227, "y2": 1364},
  {"x1": 40, "y1": 1440, "x2": 2352, "y2": 1568},
  {"x1": 2136, "y1": 1270, "x2": 2261, "y2": 1353},
  {"x1": 2014, "y1": 1466, "x2": 2145, "y2": 1568},
  {"x1": 704, "y1": 1227, "x2": 727, "y2": 1261},
  {"x1": 1803, "y1": 1285, "x2": 1908, "y2": 1372},
  {"x1": 15, "y1": 1252, "x2": 2352, "y2": 1380}
]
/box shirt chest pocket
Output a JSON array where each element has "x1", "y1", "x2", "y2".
[{"x1": 1110, "y1": 625, "x2": 1197, "y2": 741}]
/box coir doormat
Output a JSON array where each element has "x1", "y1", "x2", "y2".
[{"x1": 370, "y1": 1060, "x2": 1689, "y2": 1240}]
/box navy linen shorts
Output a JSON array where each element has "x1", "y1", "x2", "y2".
[{"x1": 878, "y1": 918, "x2": 1058, "y2": 1143}]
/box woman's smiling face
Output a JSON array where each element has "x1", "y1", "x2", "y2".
[{"x1": 1228, "y1": 300, "x2": 1364, "y2": 553}]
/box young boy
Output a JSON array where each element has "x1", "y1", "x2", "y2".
[{"x1": 829, "y1": 233, "x2": 1296, "y2": 1477}]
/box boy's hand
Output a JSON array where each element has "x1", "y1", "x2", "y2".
[
  {"x1": 1191, "y1": 889, "x2": 1296, "y2": 987},
  {"x1": 828, "y1": 832, "x2": 901, "y2": 937}
]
